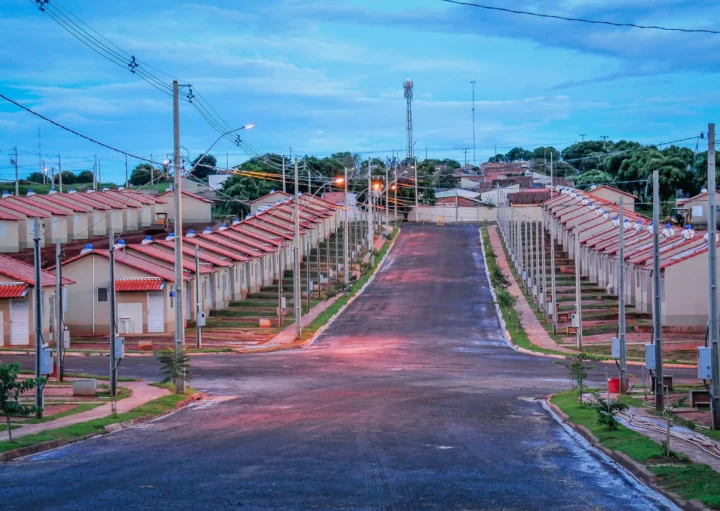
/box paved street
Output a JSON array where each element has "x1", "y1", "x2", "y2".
[{"x1": 0, "y1": 225, "x2": 676, "y2": 510}]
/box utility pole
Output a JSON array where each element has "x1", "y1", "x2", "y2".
[
  {"x1": 93, "y1": 154, "x2": 98, "y2": 190},
  {"x1": 150, "y1": 153, "x2": 154, "y2": 186},
  {"x1": 334, "y1": 217, "x2": 339, "y2": 284},
  {"x1": 414, "y1": 155, "x2": 419, "y2": 222},
  {"x1": 574, "y1": 227, "x2": 583, "y2": 349},
  {"x1": 12, "y1": 146, "x2": 19, "y2": 196},
  {"x1": 708, "y1": 123, "x2": 719, "y2": 428},
  {"x1": 343, "y1": 164, "x2": 349, "y2": 285},
  {"x1": 601, "y1": 135, "x2": 609, "y2": 147},
  {"x1": 551, "y1": 213, "x2": 557, "y2": 335},
  {"x1": 550, "y1": 152, "x2": 554, "y2": 197},
  {"x1": 367, "y1": 156, "x2": 374, "y2": 261},
  {"x1": 58, "y1": 154, "x2": 63, "y2": 193},
  {"x1": 308, "y1": 163, "x2": 312, "y2": 195},
  {"x1": 172, "y1": 80, "x2": 186, "y2": 394},
  {"x1": 55, "y1": 242, "x2": 64, "y2": 382},
  {"x1": 618, "y1": 196, "x2": 627, "y2": 394},
  {"x1": 579, "y1": 134, "x2": 587, "y2": 142},
  {"x1": 535, "y1": 219, "x2": 541, "y2": 310},
  {"x1": 282, "y1": 156, "x2": 286, "y2": 193},
  {"x1": 195, "y1": 245, "x2": 203, "y2": 348},
  {"x1": 108, "y1": 229, "x2": 118, "y2": 397},
  {"x1": 528, "y1": 219, "x2": 535, "y2": 298},
  {"x1": 125, "y1": 154, "x2": 128, "y2": 188},
  {"x1": 541, "y1": 213, "x2": 547, "y2": 323},
  {"x1": 385, "y1": 162, "x2": 389, "y2": 230},
  {"x1": 394, "y1": 159, "x2": 398, "y2": 222},
  {"x1": 464, "y1": 148, "x2": 467, "y2": 166},
  {"x1": 98, "y1": 158, "x2": 102, "y2": 186},
  {"x1": 33, "y1": 217, "x2": 44, "y2": 417},
  {"x1": 294, "y1": 158, "x2": 302, "y2": 339},
  {"x1": 277, "y1": 248, "x2": 284, "y2": 328},
  {"x1": 652, "y1": 169, "x2": 663, "y2": 411},
  {"x1": 471, "y1": 80, "x2": 476, "y2": 166}
]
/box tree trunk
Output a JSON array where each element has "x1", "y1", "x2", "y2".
[{"x1": 5, "y1": 414, "x2": 13, "y2": 443}]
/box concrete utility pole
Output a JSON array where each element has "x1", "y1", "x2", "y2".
[
  {"x1": 93, "y1": 154, "x2": 98, "y2": 190},
  {"x1": 528, "y1": 219, "x2": 535, "y2": 298},
  {"x1": 172, "y1": 80, "x2": 186, "y2": 394},
  {"x1": 385, "y1": 163, "x2": 389, "y2": 230},
  {"x1": 471, "y1": 80, "x2": 476, "y2": 166},
  {"x1": 150, "y1": 153, "x2": 154, "y2": 186},
  {"x1": 33, "y1": 217, "x2": 44, "y2": 417},
  {"x1": 652, "y1": 169, "x2": 663, "y2": 410},
  {"x1": 308, "y1": 163, "x2": 312, "y2": 195},
  {"x1": 343, "y1": 165, "x2": 349, "y2": 285},
  {"x1": 108, "y1": 229, "x2": 118, "y2": 396},
  {"x1": 124, "y1": 154, "x2": 128, "y2": 189},
  {"x1": 550, "y1": 215, "x2": 558, "y2": 335},
  {"x1": 282, "y1": 156, "x2": 286, "y2": 193},
  {"x1": 334, "y1": 219, "x2": 339, "y2": 284},
  {"x1": 12, "y1": 146, "x2": 19, "y2": 196},
  {"x1": 618, "y1": 196, "x2": 627, "y2": 394},
  {"x1": 293, "y1": 158, "x2": 302, "y2": 339},
  {"x1": 55, "y1": 242, "x2": 64, "y2": 382},
  {"x1": 550, "y1": 152, "x2": 554, "y2": 198},
  {"x1": 367, "y1": 157, "x2": 374, "y2": 261},
  {"x1": 58, "y1": 154, "x2": 63, "y2": 193},
  {"x1": 541, "y1": 213, "x2": 548, "y2": 322},
  {"x1": 414, "y1": 156, "x2": 419, "y2": 222},
  {"x1": 579, "y1": 134, "x2": 587, "y2": 142},
  {"x1": 195, "y1": 244, "x2": 203, "y2": 348},
  {"x1": 536, "y1": 219, "x2": 542, "y2": 311},
  {"x1": 277, "y1": 247, "x2": 284, "y2": 328},
  {"x1": 708, "y1": 123, "x2": 720, "y2": 428},
  {"x1": 574, "y1": 227, "x2": 583, "y2": 349}
]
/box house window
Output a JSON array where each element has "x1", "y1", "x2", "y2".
[{"x1": 97, "y1": 287, "x2": 109, "y2": 303}]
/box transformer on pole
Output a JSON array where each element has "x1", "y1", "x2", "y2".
[{"x1": 404, "y1": 78, "x2": 414, "y2": 162}]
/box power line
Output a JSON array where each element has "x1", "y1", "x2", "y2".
[
  {"x1": 440, "y1": 0, "x2": 720, "y2": 34},
  {"x1": 0, "y1": 93, "x2": 162, "y2": 165}
]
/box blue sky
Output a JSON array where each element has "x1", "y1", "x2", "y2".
[{"x1": 1, "y1": 0, "x2": 720, "y2": 183}]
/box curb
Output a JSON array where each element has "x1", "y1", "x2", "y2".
[
  {"x1": 0, "y1": 391, "x2": 204, "y2": 463},
  {"x1": 543, "y1": 396, "x2": 711, "y2": 511},
  {"x1": 305, "y1": 228, "x2": 401, "y2": 348}
]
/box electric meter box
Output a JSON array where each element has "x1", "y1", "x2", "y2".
[
  {"x1": 40, "y1": 348, "x2": 53, "y2": 375},
  {"x1": 547, "y1": 300, "x2": 554, "y2": 315},
  {"x1": 113, "y1": 336, "x2": 125, "y2": 359},
  {"x1": 63, "y1": 328, "x2": 71, "y2": 349},
  {"x1": 611, "y1": 337, "x2": 621, "y2": 359},
  {"x1": 197, "y1": 312, "x2": 206, "y2": 327},
  {"x1": 280, "y1": 297, "x2": 287, "y2": 309},
  {"x1": 698, "y1": 347, "x2": 713, "y2": 380},
  {"x1": 645, "y1": 344, "x2": 656, "y2": 370},
  {"x1": 571, "y1": 314, "x2": 579, "y2": 328}
]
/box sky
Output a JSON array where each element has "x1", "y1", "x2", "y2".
[{"x1": 1, "y1": 0, "x2": 720, "y2": 183}]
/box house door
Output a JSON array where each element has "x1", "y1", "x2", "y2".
[
  {"x1": 10, "y1": 299, "x2": 29, "y2": 345},
  {"x1": 147, "y1": 292, "x2": 165, "y2": 333}
]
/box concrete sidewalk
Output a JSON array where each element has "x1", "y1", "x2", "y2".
[
  {"x1": 487, "y1": 226, "x2": 575, "y2": 354},
  {"x1": 0, "y1": 381, "x2": 170, "y2": 442}
]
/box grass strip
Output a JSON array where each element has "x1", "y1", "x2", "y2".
[
  {"x1": 481, "y1": 227, "x2": 568, "y2": 357},
  {"x1": 0, "y1": 386, "x2": 194, "y2": 454},
  {"x1": 551, "y1": 390, "x2": 720, "y2": 509}
]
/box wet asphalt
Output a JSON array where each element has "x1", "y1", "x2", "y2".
[{"x1": 0, "y1": 224, "x2": 678, "y2": 510}]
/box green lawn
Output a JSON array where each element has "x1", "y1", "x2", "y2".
[
  {"x1": 551, "y1": 391, "x2": 720, "y2": 508},
  {"x1": 0, "y1": 386, "x2": 193, "y2": 454}
]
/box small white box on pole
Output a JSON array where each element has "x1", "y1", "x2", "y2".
[
  {"x1": 645, "y1": 344, "x2": 656, "y2": 370},
  {"x1": 113, "y1": 336, "x2": 125, "y2": 359},
  {"x1": 698, "y1": 347, "x2": 712, "y2": 379},
  {"x1": 571, "y1": 314, "x2": 579, "y2": 328},
  {"x1": 281, "y1": 296, "x2": 287, "y2": 309},
  {"x1": 63, "y1": 328, "x2": 71, "y2": 349},
  {"x1": 547, "y1": 300, "x2": 554, "y2": 315},
  {"x1": 40, "y1": 348, "x2": 53, "y2": 375},
  {"x1": 611, "y1": 337, "x2": 620, "y2": 359},
  {"x1": 197, "y1": 312, "x2": 206, "y2": 327}
]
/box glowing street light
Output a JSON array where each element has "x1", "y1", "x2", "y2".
[{"x1": 334, "y1": 177, "x2": 345, "y2": 185}]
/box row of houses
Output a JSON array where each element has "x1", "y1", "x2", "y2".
[
  {"x1": 543, "y1": 185, "x2": 718, "y2": 327},
  {"x1": 0, "y1": 187, "x2": 213, "y2": 252},
  {"x1": 0, "y1": 190, "x2": 343, "y2": 346}
]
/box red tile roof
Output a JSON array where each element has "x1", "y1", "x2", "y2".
[
  {"x1": 0, "y1": 283, "x2": 29, "y2": 298},
  {"x1": 0, "y1": 199, "x2": 50, "y2": 218},
  {"x1": 154, "y1": 241, "x2": 234, "y2": 267},
  {"x1": 0, "y1": 254, "x2": 73, "y2": 287},
  {"x1": 231, "y1": 226, "x2": 284, "y2": 247},
  {"x1": 126, "y1": 244, "x2": 214, "y2": 274},
  {"x1": 250, "y1": 190, "x2": 292, "y2": 203},
  {"x1": 218, "y1": 229, "x2": 277, "y2": 252},
  {"x1": 243, "y1": 219, "x2": 294, "y2": 240},
  {"x1": 0, "y1": 209, "x2": 22, "y2": 221},
  {"x1": 56, "y1": 193, "x2": 112, "y2": 210},
  {"x1": 114, "y1": 190, "x2": 165, "y2": 205},
  {"x1": 180, "y1": 237, "x2": 250, "y2": 262},
  {"x1": 79, "y1": 191, "x2": 135, "y2": 209},
  {"x1": 115, "y1": 277, "x2": 165, "y2": 292},
  {"x1": 32, "y1": 194, "x2": 93, "y2": 213},
  {"x1": 8, "y1": 196, "x2": 70, "y2": 216},
  {"x1": 61, "y1": 249, "x2": 189, "y2": 282},
  {"x1": 199, "y1": 233, "x2": 263, "y2": 258},
  {"x1": 592, "y1": 185, "x2": 638, "y2": 199}
]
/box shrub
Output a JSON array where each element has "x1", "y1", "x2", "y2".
[
  {"x1": 590, "y1": 392, "x2": 629, "y2": 430},
  {"x1": 554, "y1": 352, "x2": 595, "y2": 406}
]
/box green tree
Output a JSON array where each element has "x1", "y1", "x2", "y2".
[
  {"x1": 155, "y1": 347, "x2": 193, "y2": 391},
  {"x1": 190, "y1": 154, "x2": 218, "y2": 180},
  {"x1": 573, "y1": 170, "x2": 614, "y2": 189},
  {"x1": 76, "y1": 170, "x2": 94, "y2": 183},
  {"x1": 0, "y1": 362, "x2": 45, "y2": 442},
  {"x1": 555, "y1": 352, "x2": 595, "y2": 406},
  {"x1": 129, "y1": 164, "x2": 151, "y2": 186},
  {"x1": 26, "y1": 172, "x2": 46, "y2": 183},
  {"x1": 219, "y1": 173, "x2": 276, "y2": 217},
  {"x1": 504, "y1": 147, "x2": 533, "y2": 162},
  {"x1": 53, "y1": 171, "x2": 76, "y2": 185}
]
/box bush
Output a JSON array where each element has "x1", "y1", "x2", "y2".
[
  {"x1": 589, "y1": 392, "x2": 629, "y2": 430},
  {"x1": 554, "y1": 352, "x2": 595, "y2": 406}
]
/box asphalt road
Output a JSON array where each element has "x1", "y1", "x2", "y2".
[{"x1": 0, "y1": 224, "x2": 678, "y2": 510}]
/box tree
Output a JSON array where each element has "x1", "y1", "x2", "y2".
[
  {"x1": 190, "y1": 154, "x2": 217, "y2": 181},
  {"x1": 26, "y1": 172, "x2": 46, "y2": 184},
  {"x1": 128, "y1": 164, "x2": 164, "y2": 186},
  {"x1": 219, "y1": 173, "x2": 276, "y2": 217},
  {"x1": 573, "y1": 170, "x2": 614, "y2": 189},
  {"x1": 53, "y1": 171, "x2": 76, "y2": 185},
  {"x1": 155, "y1": 347, "x2": 193, "y2": 390},
  {"x1": 554, "y1": 352, "x2": 595, "y2": 405},
  {"x1": 0, "y1": 362, "x2": 45, "y2": 443},
  {"x1": 504, "y1": 147, "x2": 533, "y2": 162},
  {"x1": 76, "y1": 170, "x2": 94, "y2": 183}
]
